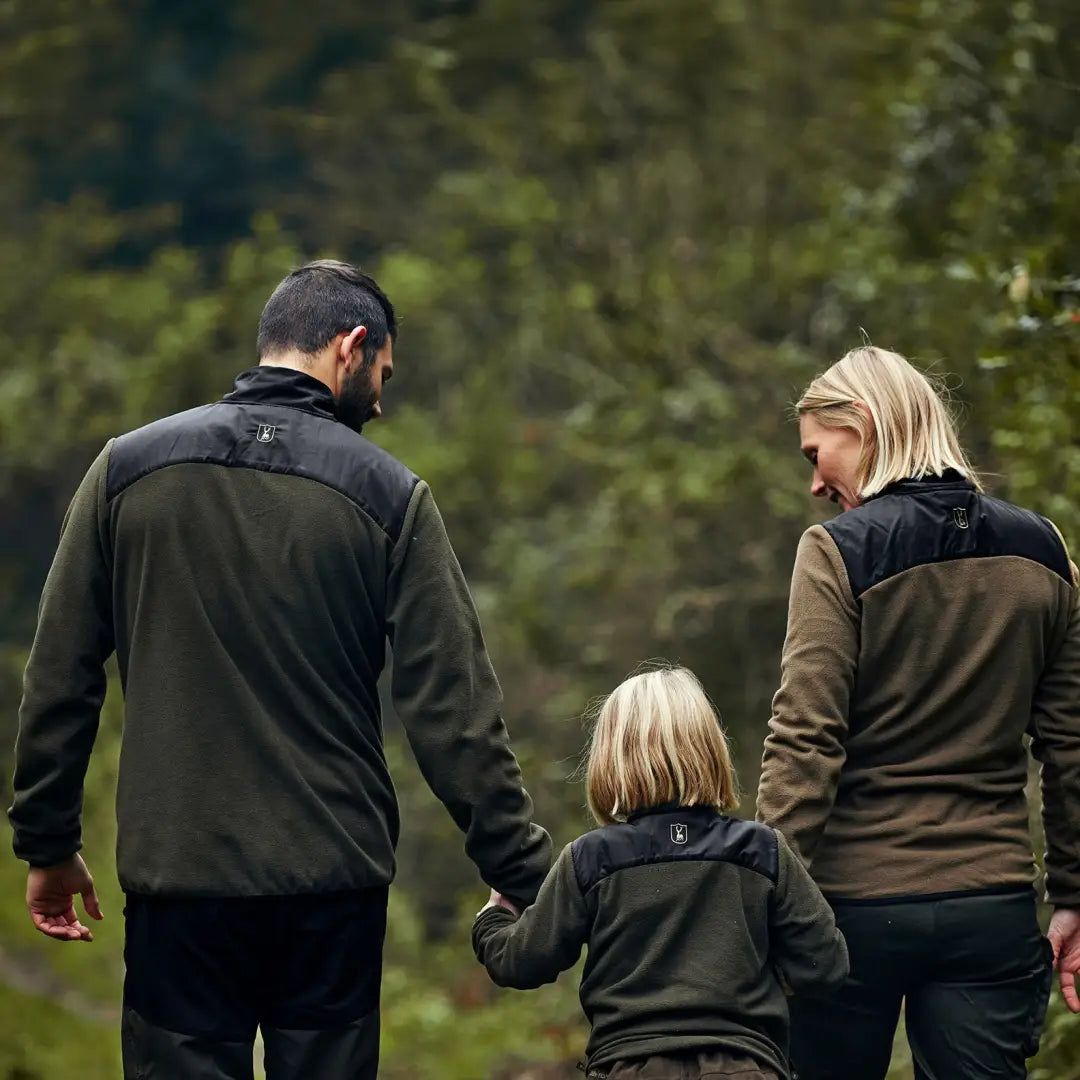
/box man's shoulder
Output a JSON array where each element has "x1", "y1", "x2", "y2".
[
  {"x1": 108, "y1": 401, "x2": 420, "y2": 541},
  {"x1": 108, "y1": 403, "x2": 220, "y2": 500},
  {"x1": 323, "y1": 427, "x2": 421, "y2": 538}
]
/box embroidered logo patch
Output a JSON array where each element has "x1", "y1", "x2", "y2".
[
  {"x1": 256, "y1": 424, "x2": 276, "y2": 443},
  {"x1": 671, "y1": 823, "x2": 687, "y2": 845},
  {"x1": 952, "y1": 507, "x2": 969, "y2": 529}
]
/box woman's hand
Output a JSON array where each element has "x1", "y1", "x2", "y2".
[{"x1": 1048, "y1": 908, "x2": 1080, "y2": 1012}]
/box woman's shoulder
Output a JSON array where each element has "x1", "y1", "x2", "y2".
[{"x1": 805, "y1": 485, "x2": 1072, "y2": 596}]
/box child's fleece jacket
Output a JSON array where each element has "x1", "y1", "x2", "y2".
[{"x1": 472, "y1": 805, "x2": 848, "y2": 1078}]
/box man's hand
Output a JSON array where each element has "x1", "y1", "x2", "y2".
[
  {"x1": 26, "y1": 854, "x2": 103, "y2": 942},
  {"x1": 476, "y1": 888, "x2": 520, "y2": 919},
  {"x1": 1048, "y1": 907, "x2": 1080, "y2": 1012}
]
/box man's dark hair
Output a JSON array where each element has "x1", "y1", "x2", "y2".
[{"x1": 257, "y1": 260, "x2": 397, "y2": 365}]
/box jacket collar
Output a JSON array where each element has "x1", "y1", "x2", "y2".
[
  {"x1": 866, "y1": 468, "x2": 976, "y2": 502},
  {"x1": 626, "y1": 803, "x2": 720, "y2": 824},
  {"x1": 223, "y1": 366, "x2": 337, "y2": 421}
]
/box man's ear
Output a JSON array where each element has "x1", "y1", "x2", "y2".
[{"x1": 340, "y1": 325, "x2": 368, "y2": 371}]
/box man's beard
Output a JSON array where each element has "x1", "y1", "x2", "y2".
[{"x1": 336, "y1": 365, "x2": 378, "y2": 433}]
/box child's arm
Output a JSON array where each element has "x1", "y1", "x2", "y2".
[
  {"x1": 472, "y1": 843, "x2": 589, "y2": 989},
  {"x1": 768, "y1": 829, "x2": 849, "y2": 991}
]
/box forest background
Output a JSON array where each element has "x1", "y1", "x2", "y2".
[{"x1": 1, "y1": 1, "x2": 1078, "y2": 1077}]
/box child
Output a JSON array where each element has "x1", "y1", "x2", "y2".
[{"x1": 472, "y1": 665, "x2": 848, "y2": 1080}]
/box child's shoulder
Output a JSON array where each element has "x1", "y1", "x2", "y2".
[{"x1": 568, "y1": 809, "x2": 780, "y2": 893}]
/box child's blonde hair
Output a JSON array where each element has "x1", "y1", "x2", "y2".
[{"x1": 585, "y1": 666, "x2": 738, "y2": 826}]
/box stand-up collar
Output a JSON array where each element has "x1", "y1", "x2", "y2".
[
  {"x1": 223, "y1": 366, "x2": 337, "y2": 420},
  {"x1": 868, "y1": 468, "x2": 976, "y2": 502},
  {"x1": 626, "y1": 803, "x2": 720, "y2": 824}
]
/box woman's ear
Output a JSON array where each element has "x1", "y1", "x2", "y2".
[{"x1": 853, "y1": 401, "x2": 877, "y2": 443}]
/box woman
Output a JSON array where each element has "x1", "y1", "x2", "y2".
[{"x1": 756, "y1": 346, "x2": 1080, "y2": 1080}]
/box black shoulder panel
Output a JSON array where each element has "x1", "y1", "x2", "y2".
[
  {"x1": 106, "y1": 401, "x2": 419, "y2": 541},
  {"x1": 570, "y1": 809, "x2": 779, "y2": 893},
  {"x1": 823, "y1": 482, "x2": 1070, "y2": 597}
]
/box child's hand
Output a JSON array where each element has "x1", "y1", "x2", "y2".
[{"x1": 477, "y1": 888, "x2": 520, "y2": 918}]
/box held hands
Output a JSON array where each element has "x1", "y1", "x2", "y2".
[
  {"x1": 477, "y1": 888, "x2": 520, "y2": 919},
  {"x1": 26, "y1": 853, "x2": 103, "y2": 942},
  {"x1": 1048, "y1": 908, "x2": 1080, "y2": 1013}
]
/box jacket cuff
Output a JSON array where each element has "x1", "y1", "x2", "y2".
[
  {"x1": 11, "y1": 831, "x2": 82, "y2": 869},
  {"x1": 471, "y1": 905, "x2": 517, "y2": 955}
]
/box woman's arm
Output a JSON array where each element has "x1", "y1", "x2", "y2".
[
  {"x1": 1030, "y1": 551, "x2": 1080, "y2": 910},
  {"x1": 472, "y1": 843, "x2": 589, "y2": 989},
  {"x1": 757, "y1": 525, "x2": 859, "y2": 866}
]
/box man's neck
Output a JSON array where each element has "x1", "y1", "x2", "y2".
[{"x1": 259, "y1": 351, "x2": 334, "y2": 393}]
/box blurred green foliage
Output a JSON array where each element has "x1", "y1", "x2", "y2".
[{"x1": 1, "y1": 0, "x2": 1078, "y2": 1077}]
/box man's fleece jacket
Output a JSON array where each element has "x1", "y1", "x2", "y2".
[{"x1": 9, "y1": 366, "x2": 551, "y2": 902}]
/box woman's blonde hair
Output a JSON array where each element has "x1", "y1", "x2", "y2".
[
  {"x1": 585, "y1": 666, "x2": 738, "y2": 826},
  {"x1": 797, "y1": 345, "x2": 981, "y2": 499}
]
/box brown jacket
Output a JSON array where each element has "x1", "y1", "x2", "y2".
[{"x1": 757, "y1": 472, "x2": 1080, "y2": 906}]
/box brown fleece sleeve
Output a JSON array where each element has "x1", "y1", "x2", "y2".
[
  {"x1": 769, "y1": 829, "x2": 849, "y2": 991},
  {"x1": 386, "y1": 480, "x2": 552, "y2": 907},
  {"x1": 8, "y1": 442, "x2": 115, "y2": 867},
  {"x1": 471, "y1": 843, "x2": 588, "y2": 989},
  {"x1": 756, "y1": 524, "x2": 859, "y2": 867},
  {"x1": 1030, "y1": 537, "x2": 1080, "y2": 909}
]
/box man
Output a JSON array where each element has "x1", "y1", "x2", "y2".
[{"x1": 8, "y1": 260, "x2": 551, "y2": 1079}]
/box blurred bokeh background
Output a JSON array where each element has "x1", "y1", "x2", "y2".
[{"x1": 1, "y1": 1, "x2": 1078, "y2": 1077}]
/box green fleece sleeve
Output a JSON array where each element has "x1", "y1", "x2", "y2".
[
  {"x1": 8, "y1": 442, "x2": 115, "y2": 867},
  {"x1": 757, "y1": 525, "x2": 859, "y2": 866},
  {"x1": 769, "y1": 829, "x2": 848, "y2": 991},
  {"x1": 386, "y1": 480, "x2": 552, "y2": 906},
  {"x1": 1030, "y1": 544, "x2": 1080, "y2": 908},
  {"x1": 471, "y1": 843, "x2": 588, "y2": 989}
]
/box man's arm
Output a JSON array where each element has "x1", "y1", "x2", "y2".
[
  {"x1": 1030, "y1": 546, "x2": 1080, "y2": 1011},
  {"x1": 8, "y1": 443, "x2": 114, "y2": 939},
  {"x1": 756, "y1": 525, "x2": 859, "y2": 866},
  {"x1": 386, "y1": 480, "x2": 552, "y2": 907}
]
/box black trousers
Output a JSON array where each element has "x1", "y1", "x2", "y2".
[
  {"x1": 789, "y1": 889, "x2": 1053, "y2": 1080},
  {"x1": 122, "y1": 887, "x2": 388, "y2": 1080}
]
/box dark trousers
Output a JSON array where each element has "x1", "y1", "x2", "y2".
[
  {"x1": 789, "y1": 889, "x2": 1053, "y2": 1080},
  {"x1": 122, "y1": 887, "x2": 388, "y2": 1080}
]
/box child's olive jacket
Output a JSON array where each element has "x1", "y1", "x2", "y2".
[{"x1": 472, "y1": 806, "x2": 848, "y2": 1078}]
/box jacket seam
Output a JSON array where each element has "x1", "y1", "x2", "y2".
[
  {"x1": 107, "y1": 457, "x2": 413, "y2": 541},
  {"x1": 813, "y1": 524, "x2": 860, "y2": 610},
  {"x1": 581, "y1": 851, "x2": 777, "y2": 896},
  {"x1": 568, "y1": 841, "x2": 584, "y2": 895},
  {"x1": 825, "y1": 883, "x2": 1035, "y2": 905},
  {"x1": 857, "y1": 550, "x2": 1074, "y2": 599},
  {"x1": 222, "y1": 399, "x2": 336, "y2": 421}
]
